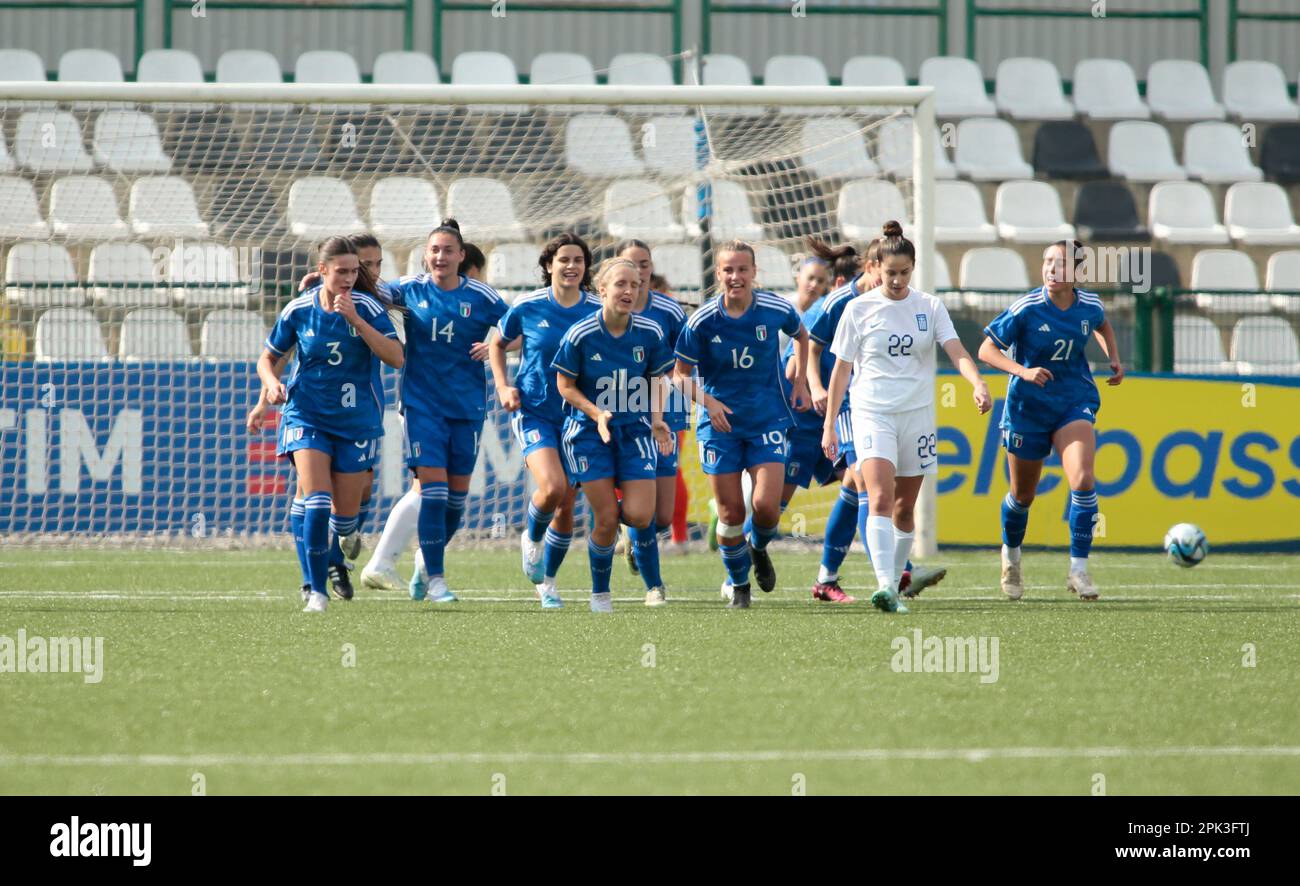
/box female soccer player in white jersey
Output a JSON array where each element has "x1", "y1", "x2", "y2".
[
  {"x1": 258, "y1": 237, "x2": 404, "y2": 612},
  {"x1": 822, "y1": 222, "x2": 991, "y2": 613},
  {"x1": 490, "y1": 233, "x2": 601, "y2": 608},
  {"x1": 978, "y1": 239, "x2": 1123, "y2": 601},
  {"x1": 674, "y1": 240, "x2": 811, "y2": 609},
  {"x1": 552, "y1": 258, "x2": 676, "y2": 612}
]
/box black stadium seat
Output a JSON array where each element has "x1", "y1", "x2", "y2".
[
  {"x1": 1261, "y1": 123, "x2": 1300, "y2": 183},
  {"x1": 1032, "y1": 121, "x2": 1107, "y2": 179},
  {"x1": 1074, "y1": 180, "x2": 1149, "y2": 242}
]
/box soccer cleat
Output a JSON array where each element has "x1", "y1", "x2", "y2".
[
  {"x1": 720, "y1": 578, "x2": 734, "y2": 602},
  {"x1": 1000, "y1": 552, "x2": 1024, "y2": 601},
  {"x1": 900, "y1": 565, "x2": 947, "y2": 599},
  {"x1": 812, "y1": 581, "x2": 856, "y2": 604},
  {"x1": 1068, "y1": 570, "x2": 1099, "y2": 601},
  {"x1": 624, "y1": 527, "x2": 640, "y2": 576},
  {"x1": 536, "y1": 580, "x2": 564, "y2": 610},
  {"x1": 520, "y1": 530, "x2": 544, "y2": 585},
  {"x1": 409, "y1": 561, "x2": 428, "y2": 601},
  {"x1": 590, "y1": 592, "x2": 614, "y2": 613},
  {"x1": 645, "y1": 586, "x2": 667, "y2": 607},
  {"x1": 870, "y1": 585, "x2": 909, "y2": 614},
  {"x1": 329, "y1": 562, "x2": 355, "y2": 601},
  {"x1": 750, "y1": 543, "x2": 776, "y2": 592},
  {"x1": 665, "y1": 540, "x2": 689, "y2": 557},
  {"x1": 340, "y1": 531, "x2": 364, "y2": 561},
  {"x1": 303, "y1": 591, "x2": 329, "y2": 613},
  {"x1": 726, "y1": 582, "x2": 752, "y2": 609},
  {"x1": 426, "y1": 575, "x2": 458, "y2": 603},
  {"x1": 360, "y1": 564, "x2": 404, "y2": 593},
  {"x1": 299, "y1": 583, "x2": 311, "y2": 604}
]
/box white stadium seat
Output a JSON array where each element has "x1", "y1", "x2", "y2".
[
  {"x1": 608, "y1": 53, "x2": 680, "y2": 115},
  {"x1": 842, "y1": 56, "x2": 906, "y2": 88},
  {"x1": 838, "y1": 180, "x2": 910, "y2": 241},
  {"x1": 935, "y1": 180, "x2": 996, "y2": 244},
  {"x1": 118, "y1": 307, "x2": 193, "y2": 360},
  {"x1": 764, "y1": 56, "x2": 831, "y2": 115},
  {"x1": 640, "y1": 116, "x2": 697, "y2": 176},
  {"x1": 995, "y1": 57, "x2": 1074, "y2": 120},
  {"x1": 1231, "y1": 317, "x2": 1300, "y2": 375},
  {"x1": 216, "y1": 49, "x2": 282, "y2": 84},
  {"x1": 800, "y1": 118, "x2": 878, "y2": 181},
  {"x1": 295, "y1": 50, "x2": 361, "y2": 85},
  {"x1": 136, "y1": 49, "x2": 203, "y2": 84},
  {"x1": 682, "y1": 181, "x2": 762, "y2": 241},
  {"x1": 530, "y1": 51, "x2": 595, "y2": 86},
  {"x1": 565, "y1": 115, "x2": 645, "y2": 176},
  {"x1": 701, "y1": 54, "x2": 762, "y2": 116},
  {"x1": 605, "y1": 179, "x2": 685, "y2": 241},
  {"x1": 486, "y1": 243, "x2": 541, "y2": 295},
  {"x1": 1266, "y1": 251, "x2": 1300, "y2": 313},
  {"x1": 994, "y1": 181, "x2": 1075, "y2": 244},
  {"x1": 167, "y1": 242, "x2": 251, "y2": 307},
  {"x1": 953, "y1": 118, "x2": 1033, "y2": 181},
  {"x1": 451, "y1": 50, "x2": 522, "y2": 111},
  {"x1": 4, "y1": 242, "x2": 84, "y2": 308},
  {"x1": 1191, "y1": 249, "x2": 1270, "y2": 314},
  {"x1": 88, "y1": 242, "x2": 170, "y2": 307},
  {"x1": 1071, "y1": 59, "x2": 1150, "y2": 120},
  {"x1": 406, "y1": 249, "x2": 426, "y2": 277},
  {"x1": 1173, "y1": 315, "x2": 1233, "y2": 374},
  {"x1": 369, "y1": 176, "x2": 441, "y2": 243},
  {"x1": 58, "y1": 48, "x2": 124, "y2": 91},
  {"x1": 0, "y1": 177, "x2": 50, "y2": 239},
  {"x1": 0, "y1": 48, "x2": 45, "y2": 82},
  {"x1": 34, "y1": 308, "x2": 109, "y2": 362},
  {"x1": 1224, "y1": 182, "x2": 1300, "y2": 246},
  {"x1": 445, "y1": 178, "x2": 525, "y2": 242},
  {"x1": 1107, "y1": 121, "x2": 1186, "y2": 182},
  {"x1": 754, "y1": 244, "x2": 795, "y2": 293},
  {"x1": 650, "y1": 243, "x2": 703, "y2": 295},
  {"x1": 49, "y1": 176, "x2": 130, "y2": 241},
  {"x1": 930, "y1": 252, "x2": 957, "y2": 308},
  {"x1": 380, "y1": 249, "x2": 401, "y2": 284},
  {"x1": 287, "y1": 177, "x2": 366, "y2": 241},
  {"x1": 129, "y1": 176, "x2": 209, "y2": 238},
  {"x1": 877, "y1": 119, "x2": 957, "y2": 179},
  {"x1": 93, "y1": 110, "x2": 172, "y2": 172},
  {"x1": 15, "y1": 111, "x2": 94, "y2": 173},
  {"x1": 1146, "y1": 60, "x2": 1225, "y2": 121},
  {"x1": 200, "y1": 309, "x2": 267, "y2": 361},
  {"x1": 1222, "y1": 61, "x2": 1299, "y2": 122},
  {"x1": 1148, "y1": 181, "x2": 1229, "y2": 245},
  {"x1": 919, "y1": 56, "x2": 996, "y2": 118},
  {"x1": 372, "y1": 51, "x2": 440, "y2": 85},
  {"x1": 960, "y1": 247, "x2": 1029, "y2": 310},
  {"x1": 1182, "y1": 121, "x2": 1264, "y2": 183}
]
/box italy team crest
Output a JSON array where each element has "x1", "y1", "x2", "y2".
[
  {"x1": 459, "y1": 302, "x2": 472, "y2": 318},
  {"x1": 1081, "y1": 320, "x2": 1089, "y2": 335},
  {"x1": 632, "y1": 346, "x2": 644, "y2": 363},
  {"x1": 755, "y1": 325, "x2": 767, "y2": 341}
]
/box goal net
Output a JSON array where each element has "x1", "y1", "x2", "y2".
[{"x1": 0, "y1": 77, "x2": 937, "y2": 549}]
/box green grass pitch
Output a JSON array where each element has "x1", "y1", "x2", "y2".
[{"x1": 1, "y1": 545, "x2": 1298, "y2": 795}]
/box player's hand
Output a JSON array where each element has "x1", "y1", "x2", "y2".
[
  {"x1": 298, "y1": 271, "x2": 321, "y2": 292},
  {"x1": 652, "y1": 419, "x2": 673, "y2": 456},
  {"x1": 1107, "y1": 360, "x2": 1124, "y2": 386},
  {"x1": 705, "y1": 396, "x2": 733, "y2": 434},
  {"x1": 1018, "y1": 366, "x2": 1053, "y2": 387},
  {"x1": 334, "y1": 290, "x2": 358, "y2": 321},
  {"x1": 469, "y1": 341, "x2": 491, "y2": 362},
  {"x1": 809, "y1": 380, "x2": 829, "y2": 417},
  {"x1": 596, "y1": 410, "x2": 614, "y2": 444},
  {"x1": 973, "y1": 381, "x2": 992, "y2": 414},
  {"x1": 265, "y1": 382, "x2": 287, "y2": 405},
  {"x1": 496, "y1": 385, "x2": 521, "y2": 412},
  {"x1": 790, "y1": 379, "x2": 812, "y2": 412},
  {"x1": 821, "y1": 424, "x2": 839, "y2": 461},
  {"x1": 245, "y1": 401, "x2": 267, "y2": 434}
]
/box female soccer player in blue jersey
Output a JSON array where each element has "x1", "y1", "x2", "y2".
[
  {"x1": 258, "y1": 236, "x2": 404, "y2": 612},
  {"x1": 490, "y1": 233, "x2": 602, "y2": 608},
  {"x1": 552, "y1": 258, "x2": 676, "y2": 612},
  {"x1": 390, "y1": 220, "x2": 508, "y2": 604},
  {"x1": 978, "y1": 239, "x2": 1123, "y2": 601},
  {"x1": 674, "y1": 240, "x2": 812, "y2": 609}
]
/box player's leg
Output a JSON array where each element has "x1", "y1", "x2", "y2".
[
  {"x1": 622, "y1": 478, "x2": 664, "y2": 604},
  {"x1": 411, "y1": 464, "x2": 456, "y2": 603},
  {"x1": 891, "y1": 473, "x2": 926, "y2": 605},
  {"x1": 293, "y1": 448, "x2": 335, "y2": 612},
  {"x1": 1055, "y1": 419, "x2": 1100, "y2": 600},
  {"x1": 582, "y1": 472, "x2": 620, "y2": 613},
  {"x1": 540, "y1": 483, "x2": 577, "y2": 604},
  {"x1": 745, "y1": 458, "x2": 787, "y2": 594},
  {"x1": 814, "y1": 470, "x2": 859, "y2": 603},
  {"x1": 1002, "y1": 452, "x2": 1044, "y2": 600},
  {"x1": 328, "y1": 467, "x2": 369, "y2": 601},
  {"x1": 708, "y1": 462, "x2": 752, "y2": 608},
  {"x1": 289, "y1": 477, "x2": 310, "y2": 602},
  {"x1": 859, "y1": 456, "x2": 905, "y2": 612},
  {"x1": 671, "y1": 434, "x2": 689, "y2": 549},
  {"x1": 361, "y1": 478, "x2": 419, "y2": 591},
  {"x1": 443, "y1": 419, "x2": 480, "y2": 544},
  {"x1": 522, "y1": 444, "x2": 569, "y2": 585}
]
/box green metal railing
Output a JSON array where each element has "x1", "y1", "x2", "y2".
[
  {"x1": 1229, "y1": 1, "x2": 1300, "y2": 76},
  {"x1": 434, "y1": 1, "x2": 685, "y2": 83},
  {"x1": 0, "y1": 0, "x2": 147, "y2": 74}
]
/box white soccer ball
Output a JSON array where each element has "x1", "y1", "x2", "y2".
[{"x1": 1164, "y1": 523, "x2": 1208, "y2": 568}]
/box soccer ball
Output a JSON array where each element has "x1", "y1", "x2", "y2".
[{"x1": 1164, "y1": 523, "x2": 1208, "y2": 568}]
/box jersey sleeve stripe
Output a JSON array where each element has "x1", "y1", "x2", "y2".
[
  {"x1": 465, "y1": 278, "x2": 504, "y2": 303},
  {"x1": 650, "y1": 357, "x2": 676, "y2": 376},
  {"x1": 673, "y1": 349, "x2": 699, "y2": 365},
  {"x1": 264, "y1": 339, "x2": 286, "y2": 356},
  {"x1": 685, "y1": 302, "x2": 718, "y2": 329},
  {"x1": 552, "y1": 361, "x2": 579, "y2": 378},
  {"x1": 984, "y1": 326, "x2": 1010, "y2": 349}
]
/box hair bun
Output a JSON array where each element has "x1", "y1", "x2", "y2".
[
  {"x1": 440, "y1": 218, "x2": 460, "y2": 231},
  {"x1": 882, "y1": 220, "x2": 904, "y2": 238}
]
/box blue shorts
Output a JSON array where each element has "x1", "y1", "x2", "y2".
[
  {"x1": 785, "y1": 427, "x2": 838, "y2": 489},
  {"x1": 404, "y1": 410, "x2": 482, "y2": 475},
  {"x1": 510, "y1": 409, "x2": 563, "y2": 460},
  {"x1": 561, "y1": 418, "x2": 659, "y2": 485},
  {"x1": 1001, "y1": 401, "x2": 1098, "y2": 461},
  {"x1": 656, "y1": 431, "x2": 681, "y2": 478},
  {"x1": 833, "y1": 410, "x2": 856, "y2": 468},
  {"x1": 697, "y1": 426, "x2": 791, "y2": 476},
  {"x1": 278, "y1": 421, "x2": 378, "y2": 474}
]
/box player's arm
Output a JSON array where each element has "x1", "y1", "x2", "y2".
[
  {"x1": 942, "y1": 338, "x2": 993, "y2": 414},
  {"x1": 247, "y1": 351, "x2": 292, "y2": 432},
  {"x1": 335, "y1": 293, "x2": 404, "y2": 368},
  {"x1": 555, "y1": 372, "x2": 614, "y2": 443},
  {"x1": 1092, "y1": 319, "x2": 1124, "y2": 386},
  {"x1": 488, "y1": 327, "x2": 522, "y2": 411},
  {"x1": 978, "y1": 336, "x2": 1053, "y2": 388},
  {"x1": 256, "y1": 348, "x2": 288, "y2": 405},
  {"x1": 649, "y1": 363, "x2": 675, "y2": 455},
  {"x1": 806, "y1": 339, "x2": 829, "y2": 414},
  {"x1": 671, "y1": 358, "x2": 732, "y2": 433},
  {"x1": 788, "y1": 326, "x2": 811, "y2": 412},
  {"x1": 821, "y1": 358, "x2": 852, "y2": 460}
]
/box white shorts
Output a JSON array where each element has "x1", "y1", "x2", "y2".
[{"x1": 851, "y1": 405, "x2": 937, "y2": 477}]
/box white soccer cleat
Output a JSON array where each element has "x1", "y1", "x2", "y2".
[
  {"x1": 1000, "y1": 551, "x2": 1024, "y2": 601},
  {"x1": 720, "y1": 578, "x2": 734, "y2": 602},
  {"x1": 340, "y1": 531, "x2": 364, "y2": 561},
  {"x1": 303, "y1": 591, "x2": 329, "y2": 612},
  {"x1": 360, "y1": 564, "x2": 404, "y2": 593},
  {"x1": 645, "y1": 586, "x2": 668, "y2": 607},
  {"x1": 536, "y1": 579, "x2": 564, "y2": 610},
  {"x1": 1068, "y1": 570, "x2": 1099, "y2": 601},
  {"x1": 520, "y1": 530, "x2": 544, "y2": 584},
  {"x1": 426, "y1": 575, "x2": 458, "y2": 604},
  {"x1": 590, "y1": 592, "x2": 614, "y2": 613}
]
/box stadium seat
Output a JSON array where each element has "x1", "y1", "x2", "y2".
[
  {"x1": 128, "y1": 176, "x2": 208, "y2": 238},
  {"x1": 0, "y1": 48, "x2": 45, "y2": 82},
  {"x1": 1191, "y1": 249, "x2": 1270, "y2": 313},
  {"x1": 0, "y1": 177, "x2": 50, "y2": 239},
  {"x1": 1146, "y1": 60, "x2": 1225, "y2": 121},
  {"x1": 14, "y1": 111, "x2": 94, "y2": 173},
  {"x1": 1260, "y1": 124, "x2": 1300, "y2": 183},
  {"x1": 209, "y1": 177, "x2": 283, "y2": 239},
  {"x1": 34, "y1": 307, "x2": 109, "y2": 362},
  {"x1": 701, "y1": 54, "x2": 762, "y2": 116},
  {"x1": 451, "y1": 50, "x2": 523, "y2": 111},
  {"x1": 1108, "y1": 121, "x2": 1186, "y2": 181},
  {"x1": 87, "y1": 242, "x2": 170, "y2": 307},
  {"x1": 994, "y1": 181, "x2": 1076, "y2": 244},
  {"x1": 167, "y1": 242, "x2": 251, "y2": 307},
  {"x1": 1148, "y1": 250, "x2": 1183, "y2": 291},
  {"x1": 838, "y1": 180, "x2": 910, "y2": 241},
  {"x1": 1266, "y1": 251, "x2": 1300, "y2": 313},
  {"x1": 486, "y1": 243, "x2": 541, "y2": 296},
  {"x1": 369, "y1": 176, "x2": 441, "y2": 244},
  {"x1": 1224, "y1": 182, "x2": 1300, "y2": 245},
  {"x1": 842, "y1": 56, "x2": 906, "y2": 88},
  {"x1": 295, "y1": 50, "x2": 362, "y2": 85},
  {"x1": 608, "y1": 53, "x2": 679, "y2": 115},
  {"x1": 49, "y1": 176, "x2": 129, "y2": 241},
  {"x1": 935, "y1": 180, "x2": 996, "y2": 244},
  {"x1": 953, "y1": 118, "x2": 1033, "y2": 181},
  {"x1": 681, "y1": 180, "x2": 763, "y2": 241},
  {"x1": 405, "y1": 249, "x2": 426, "y2": 277},
  {"x1": 877, "y1": 119, "x2": 957, "y2": 179},
  {"x1": 605, "y1": 179, "x2": 686, "y2": 241},
  {"x1": 58, "y1": 48, "x2": 123, "y2": 83},
  {"x1": 1073, "y1": 181, "x2": 1149, "y2": 242},
  {"x1": 93, "y1": 110, "x2": 172, "y2": 172},
  {"x1": 650, "y1": 243, "x2": 703, "y2": 296},
  {"x1": 960, "y1": 247, "x2": 1030, "y2": 310},
  {"x1": 1182, "y1": 121, "x2": 1264, "y2": 183},
  {"x1": 1172, "y1": 315, "x2": 1233, "y2": 373},
  {"x1": 995, "y1": 57, "x2": 1074, "y2": 120},
  {"x1": 1230, "y1": 317, "x2": 1300, "y2": 374},
  {"x1": 1222, "y1": 61, "x2": 1299, "y2": 121},
  {"x1": 3, "y1": 242, "x2": 84, "y2": 307},
  {"x1": 764, "y1": 56, "x2": 831, "y2": 115},
  {"x1": 565, "y1": 115, "x2": 644, "y2": 176},
  {"x1": 200, "y1": 309, "x2": 266, "y2": 360},
  {"x1": 1148, "y1": 182, "x2": 1229, "y2": 244},
  {"x1": 445, "y1": 178, "x2": 526, "y2": 241},
  {"x1": 640, "y1": 116, "x2": 697, "y2": 176},
  {"x1": 0, "y1": 131, "x2": 13, "y2": 173},
  {"x1": 118, "y1": 307, "x2": 192, "y2": 360},
  {"x1": 1071, "y1": 59, "x2": 1150, "y2": 119},
  {"x1": 379, "y1": 248, "x2": 401, "y2": 285},
  {"x1": 136, "y1": 49, "x2": 203, "y2": 84},
  {"x1": 372, "y1": 50, "x2": 440, "y2": 85},
  {"x1": 531, "y1": 52, "x2": 599, "y2": 113},
  {"x1": 1032, "y1": 121, "x2": 1107, "y2": 179},
  {"x1": 243, "y1": 113, "x2": 323, "y2": 173},
  {"x1": 754, "y1": 244, "x2": 795, "y2": 293},
  {"x1": 216, "y1": 49, "x2": 282, "y2": 84},
  {"x1": 800, "y1": 118, "x2": 878, "y2": 180},
  {"x1": 919, "y1": 56, "x2": 996, "y2": 117},
  {"x1": 287, "y1": 177, "x2": 366, "y2": 241}
]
